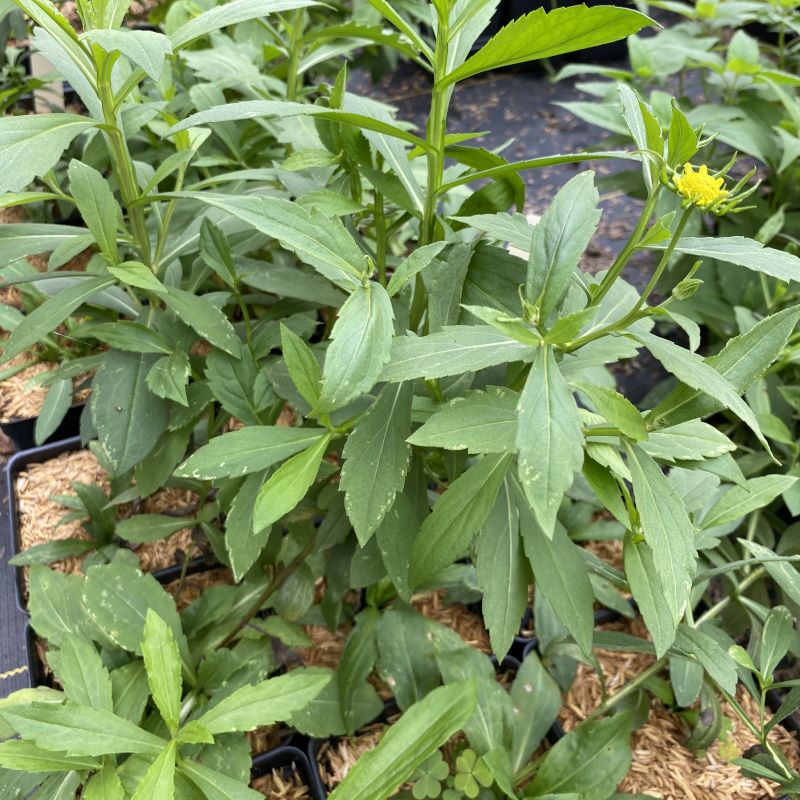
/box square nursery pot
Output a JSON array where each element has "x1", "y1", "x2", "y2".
[
  {"x1": 250, "y1": 744, "x2": 324, "y2": 799},
  {"x1": 5, "y1": 435, "x2": 214, "y2": 629},
  {"x1": 0, "y1": 402, "x2": 84, "y2": 454}
]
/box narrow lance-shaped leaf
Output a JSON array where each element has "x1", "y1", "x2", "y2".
[
  {"x1": 341, "y1": 382, "x2": 413, "y2": 545},
  {"x1": 169, "y1": 193, "x2": 366, "y2": 291},
  {"x1": 637, "y1": 331, "x2": 772, "y2": 457},
  {"x1": 649, "y1": 305, "x2": 800, "y2": 428},
  {"x1": 0, "y1": 276, "x2": 114, "y2": 364},
  {"x1": 515, "y1": 480, "x2": 594, "y2": 656},
  {"x1": 625, "y1": 443, "x2": 696, "y2": 626},
  {"x1": 441, "y1": 5, "x2": 652, "y2": 86},
  {"x1": 67, "y1": 159, "x2": 121, "y2": 265},
  {"x1": 409, "y1": 453, "x2": 513, "y2": 587},
  {"x1": 516, "y1": 345, "x2": 584, "y2": 538},
  {"x1": 317, "y1": 282, "x2": 395, "y2": 413},
  {"x1": 252, "y1": 433, "x2": 332, "y2": 533},
  {"x1": 527, "y1": 171, "x2": 601, "y2": 319},
  {"x1": 328, "y1": 681, "x2": 478, "y2": 800},
  {"x1": 141, "y1": 610, "x2": 182, "y2": 733},
  {"x1": 197, "y1": 670, "x2": 331, "y2": 734},
  {"x1": 0, "y1": 703, "x2": 167, "y2": 757},
  {"x1": 131, "y1": 741, "x2": 176, "y2": 800},
  {"x1": 623, "y1": 532, "x2": 676, "y2": 657},
  {"x1": 475, "y1": 477, "x2": 530, "y2": 659},
  {"x1": 175, "y1": 426, "x2": 327, "y2": 480},
  {"x1": 381, "y1": 326, "x2": 537, "y2": 382},
  {"x1": 0, "y1": 114, "x2": 95, "y2": 194},
  {"x1": 56, "y1": 637, "x2": 113, "y2": 712},
  {"x1": 169, "y1": 0, "x2": 320, "y2": 49}
]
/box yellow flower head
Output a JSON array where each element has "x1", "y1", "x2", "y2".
[{"x1": 673, "y1": 163, "x2": 728, "y2": 209}]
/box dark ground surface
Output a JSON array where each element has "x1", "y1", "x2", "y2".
[{"x1": 0, "y1": 61, "x2": 661, "y2": 696}]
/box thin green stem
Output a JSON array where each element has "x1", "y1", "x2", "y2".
[
  {"x1": 96, "y1": 54, "x2": 151, "y2": 266},
  {"x1": 285, "y1": 9, "x2": 305, "y2": 102},
  {"x1": 589, "y1": 188, "x2": 662, "y2": 307}
]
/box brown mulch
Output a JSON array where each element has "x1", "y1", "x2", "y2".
[
  {"x1": 14, "y1": 449, "x2": 199, "y2": 586},
  {"x1": 561, "y1": 619, "x2": 800, "y2": 799},
  {"x1": 251, "y1": 765, "x2": 312, "y2": 799}
]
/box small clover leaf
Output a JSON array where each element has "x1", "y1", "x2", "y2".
[
  {"x1": 411, "y1": 751, "x2": 450, "y2": 799},
  {"x1": 452, "y1": 749, "x2": 493, "y2": 799}
]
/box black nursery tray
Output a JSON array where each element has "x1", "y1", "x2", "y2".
[
  {"x1": 251, "y1": 745, "x2": 324, "y2": 800},
  {"x1": 0, "y1": 402, "x2": 84, "y2": 454}
]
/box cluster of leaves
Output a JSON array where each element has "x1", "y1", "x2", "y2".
[{"x1": 5, "y1": 0, "x2": 800, "y2": 796}]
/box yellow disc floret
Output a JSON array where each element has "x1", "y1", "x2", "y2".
[{"x1": 672, "y1": 163, "x2": 728, "y2": 209}]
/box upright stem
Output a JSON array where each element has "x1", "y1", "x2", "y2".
[
  {"x1": 96, "y1": 54, "x2": 152, "y2": 266},
  {"x1": 420, "y1": 12, "x2": 450, "y2": 246},
  {"x1": 412, "y1": 12, "x2": 450, "y2": 331},
  {"x1": 285, "y1": 9, "x2": 305, "y2": 102}
]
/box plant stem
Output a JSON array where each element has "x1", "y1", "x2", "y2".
[
  {"x1": 96, "y1": 53, "x2": 152, "y2": 266},
  {"x1": 589, "y1": 188, "x2": 661, "y2": 306},
  {"x1": 216, "y1": 534, "x2": 317, "y2": 650},
  {"x1": 285, "y1": 9, "x2": 305, "y2": 102}
]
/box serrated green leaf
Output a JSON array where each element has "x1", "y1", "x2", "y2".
[
  {"x1": 0, "y1": 114, "x2": 95, "y2": 193},
  {"x1": 198, "y1": 670, "x2": 330, "y2": 734},
  {"x1": 317, "y1": 283, "x2": 394, "y2": 412},
  {"x1": 0, "y1": 276, "x2": 114, "y2": 364},
  {"x1": 675, "y1": 625, "x2": 737, "y2": 695},
  {"x1": 740, "y1": 539, "x2": 800, "y2": 606},
  {"x1": 328, "y1": 681, "x2": 478, "y2": 800},
  {"x1": 442, "y1": 5, "x2": 652, "y2": 86},
  {"x1": 56, "y1": 637, "x2": 113, "y2": 712},
  {"x1": 381, "y1": 326, "x2": 537, "y2": 382},
  {"x1": 0, "y1": 740, "x2": 99, "y2": 773},
  {"x1": 701, "y1": 475, "x2": 798, "y2": 529},
  {"x1": 91, "y1": 350, "x2": 170, "y2": 474},
  {"x1": 146, "y1": 351, "x2": 190, "y2": 406},
  {"x1": 409, "y1": 453, "x2": 512, "y2": 587},
  {"x1": 67, "y1": 160, "x2": 120, "y2": 264},
  {"x1": 408, "y1": 386, "x2": 518, "y2": 454},
  {"x1": 625, "y1": 444, "x2": 695, "y2": 626},
  {"x1": 158, "y1": 288, "x2": 240, "y2": 357},
  {"x1": 476, "y1": 478, "x2": 529, "y2": 659},
  {"x1": 575, "y1": 382, "x2": 647, "y2": 441},
  {"x1": 516, "y1": 346, "x2": 584, "y2": 537},
  {"x1": 341, "y1": 382, "x2": 412, "y2": 545},
  {"x1": 516, "y1": 480, "x2": 593, "y2": 656},
  {"x1": 83, "y1": 766, "x2": 124, "y2": 800},
  {"x1": 623, "y1": 533, "x2": 675, "y2": 658},
  {"x1": 280, "y1": 323, "x2": 322, "y2": 407},
  {"x1": 34, "y1": 378, "x2": 73, "y2": 446},
  {"x1": 180, "y1": 758, "x2": 263, "y2": 799},
  {"x1": 225, "y1": 471, "x2": 271, "y2": 581},
  {"x1": 142, "y1": 610, "x2": 182, "y2": 732},
  {"x1": 0, "y1": 703, "x2": 166, "y2": 757},
  {"x1": 527, "y1": 171, "x2": 601, "y2": 318},
  {"x1": 252, "y1": 433, "x2": 331, "y2": 532},
  {"x1": 386, "y1": 243, "x2": 447, "y2": 297},
  {"x1": 176, "y1": 426, "x2": 326, "y2": 479},
  {"x1": 131, "y1": 741, "x2": 176, "y2": 800}
]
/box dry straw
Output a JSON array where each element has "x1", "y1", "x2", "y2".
[
  {"x1": 562, "y1": 619, "x2": 800, "y2": 799},
  {"x1": 15, "y1": 449, "x2": 199, "y2": 585},
  {"x1": 251, "y1": 765, "x2": 312, "y2": 799}
]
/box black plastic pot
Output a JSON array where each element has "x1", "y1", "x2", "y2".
[
  {"x1": 6, "y1": 435, "x2": 213, "y2": 614},
  {"x1": 0, "y1": 402, "x2": 84, "y2": 454},
  {"x1": 250, "y1": 744, "x2": 324, "y2": 799}
]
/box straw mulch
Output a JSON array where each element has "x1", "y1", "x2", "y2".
[
  {"x1": 0, "y1": 356, "x2": 90, "y2": 422},
  {"x1": 561, "y1": 619, "x2": 800, "y2": 799},
  {"x1": 15, "y1": 449, "x2": 199, "y2": 583},
  {"x1": 317, "y1": 719, "x2": 398, "y2": 790},
  {"x1": 412, "y1": 591, "x2": 492, "y2": 654},
  {"x1": 163, "y1": 567, "x2": 233, "y2": 612},
  {"x1": 247, "y1": 724, "x2": 293, "y2": 758},
  {"x1": 251, "y1": 765, "x2": 312, "y2": 799}
]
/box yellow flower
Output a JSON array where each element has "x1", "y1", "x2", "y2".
[{"x1": 673, "y1": 163, "x2": 728, "y2": 209}]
